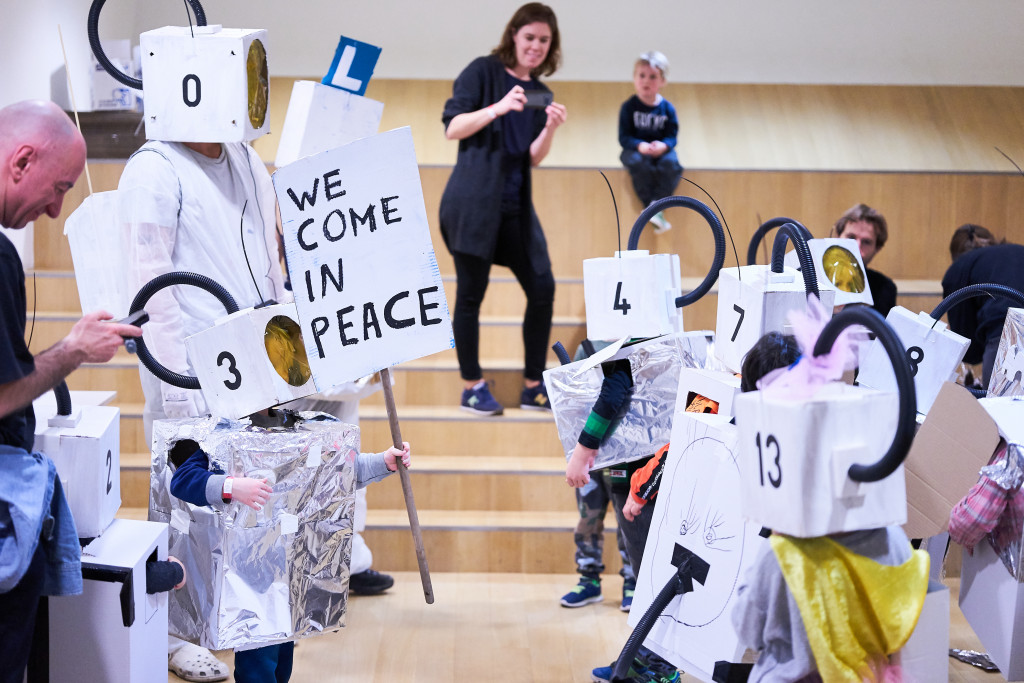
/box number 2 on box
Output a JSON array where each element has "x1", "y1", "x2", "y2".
[{"x1": 613, "y1": 282, "x2": 631, "y2": 315}]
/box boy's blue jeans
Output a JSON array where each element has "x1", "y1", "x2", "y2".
[{"x1": 234, "y1": 642, "x2": 295, "y2": 683}]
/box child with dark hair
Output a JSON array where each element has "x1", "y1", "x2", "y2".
[{"x1": 582, "y1": 332, "x2": 802, "y2": 682}]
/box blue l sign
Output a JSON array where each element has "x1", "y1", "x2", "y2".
[{"x1": 322, "y1": 36, "x2": 382, "y2": 96}]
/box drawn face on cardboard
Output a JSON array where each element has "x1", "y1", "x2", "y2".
[{"x1": 651, "y1": 431, "x2": 750, "y2": 627}]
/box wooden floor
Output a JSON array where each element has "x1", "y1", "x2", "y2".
[{"x1": 168, "y1": 573, "x2": 999, "y2": 683}]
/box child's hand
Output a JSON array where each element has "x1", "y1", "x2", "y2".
[
  {"x1": 384, "y1": 442, "x2": 411, "y2": 471},
  {"x1": 637, "y1": 141, "x2": 653, "y2": 156},
  {"x1": 167, "y1": 555, "x2": 187, "y2": 589},
  {"x1": 566, "y1": 444, "x2": 597, "y2": 487},
  {"x1": 623, "y1": 497, "x2": 644, "y2": 522},
  {"x1": 648, "y1": 140, "x2": 668, "y2": 157},
  {"x1": 231, "y1": 477, "x2": 272, "y2": 511}
]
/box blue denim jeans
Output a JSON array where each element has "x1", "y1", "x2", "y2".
[{"x1": 0, "y1": 446, "x2": 82, "y2": 682}]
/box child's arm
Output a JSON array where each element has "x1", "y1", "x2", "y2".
[
  {"x1": 623, "y1": 443, "x2": 670, "y2": 521},
  {"x1": 169, "y1": 449, "x2": 270, "y2": 510},
  {"x1": 356, "y1": 442, "x2": 411, "y2": 489},
  {"x1": 566, "y1": 367, "x2": 633, "y2": 487}
]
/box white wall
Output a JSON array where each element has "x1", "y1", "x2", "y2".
[
  {"x1": 3, "y1": 0, "x2": 1023, "y2": 110},
  {"x1": 0, "y1": 0, "x2": 134, "y2": 110},
  {"x1": 126, "y1": 0, "x2": 1024, "y2": 85}
]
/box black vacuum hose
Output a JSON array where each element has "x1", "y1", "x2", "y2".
[
  {"x1": 769, "y1": 223, "x2": 819, "y2": 298},
  {"x1": 812, "y1": 307, "x2": 917, "y2": 482},
  {"x1": 54, "y1": 380, "x2": 73, "y2": 416},
  {"x1": 129, "y1": 272, "x2": 238, "y2": 390},
  {"x1": 746, "y1": 217, "x2": 813, "y2": 266},
  {"x1": 88, "y1": 0, "x2": 207, "y2": 90},
  {"x1": 626, "y1": 196, "x2": 726, "y2": 308}
]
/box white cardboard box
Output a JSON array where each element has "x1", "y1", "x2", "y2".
[
  {"x1": 857, "y1": 306, "x2": 970, "y2": 415},
  {"x1": 960, "y1": 537, "x2": 1024, "y2": 681},
  {"x1": 49, "y1": 518, "x2": 169, "y2": 683},
  {"x1": 275, "y1": 80, "x2": 383, "y2": 167},
  {"x1": 33, "y1": 404, "x2": 121, "y2": 539},
  {"x1": 714, "y1": 264, "x2": 834, "y2": 373},
  {"x1": 676, "y1": 367, "x2": 742, "y2": 418},
  {"x1": 899, "y1": 578, "x2": 949, "y2": 682},
  {"x1": 140, "y1": 26, "x2": 270, "y2": 142},
  {"x1": 734, "y1": 382, "x2": 906, "y2": 537}
]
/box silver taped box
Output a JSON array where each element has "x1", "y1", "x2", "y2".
[
  {"x1": 544, "y1": 332, "x2": 714, "y2": 469},
  {"x1": 149, "y1": 414, "x2": 358, "y2": 651},
  {"x1": 988, "y1": 308, "x2": 1024, "y2": 398}
]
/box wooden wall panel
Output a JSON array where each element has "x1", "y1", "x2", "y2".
[
  {"x1": 35, "y1": 164, "x2": 1024, "y2": 287},
  {"x1": 252, "y1": 78, "x2": 1024, "y2": 172}
]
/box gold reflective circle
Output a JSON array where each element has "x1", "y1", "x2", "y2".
[
  {"x1": 246, "y1": 38, "x2": 269, "y2": 130},
  {"x1": 264, "y1": 315, "x2": 311, "y2": 386},
  {"x1": 821, "y1": 245, "x2": 866, "y2": 293}
]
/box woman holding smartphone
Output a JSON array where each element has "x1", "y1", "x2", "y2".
[{"x1": 439, "y1": 2, "x2": 568, "y2": 416}]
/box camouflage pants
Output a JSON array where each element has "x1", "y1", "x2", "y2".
[{"x1": 573, "y1": 468, "x2": 635, "y2": 581}]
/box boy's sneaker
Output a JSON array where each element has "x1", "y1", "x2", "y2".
[
  {"x1": 460, "y1": 380, "x2": 503, "y2": 416},
  {"x1": 591, "y1": 657, "x2": 647, "y2": 683},
  {"x1": 621, "y1": 577, "x2": 636, "y2": 612},
  {"x1": 520, "y1": 381, "x2": 551, "y2": 410},
  {"x1": 560, "y1": 577, "x2": 602, "y2": 607},
  {"x1": 650, "y1": 211, "x2": 672, "y2": 234},
  {"x1": 638, "y1": 649, "x2": 681, "y2": 683}
]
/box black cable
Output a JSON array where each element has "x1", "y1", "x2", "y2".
[
  {"x1": 598, "y1": 171, "x2": 622, "y2": 257},
  {"x1": 238, "y1": 200, "x2": 265, "y2": 306}
]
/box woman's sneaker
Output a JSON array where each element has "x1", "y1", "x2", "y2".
[
  {"x1": 520, "y1": 381, "x2": 551, "y2": 410},
  {"x1": 460, "y1": 380, "x2": 503, "y2": 416},
  {"x1": 560, "y1": 576, "x2": 602, "y2": 607}
]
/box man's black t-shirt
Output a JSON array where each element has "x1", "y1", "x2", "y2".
[{"x1": 0, "y1": 233, "x2": 35, "y2": 450}]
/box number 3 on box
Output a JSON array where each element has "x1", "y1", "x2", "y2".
[
  {"x1": 218, "y1": 351, "x2": 243, "y2": 390},
  {"x1": 613, "y1": 282, "x2": 631, "y2": 315}
]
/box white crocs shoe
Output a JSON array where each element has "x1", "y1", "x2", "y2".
[{"x1": 168, "y1": 642, "x2": 230, "y2": 682}]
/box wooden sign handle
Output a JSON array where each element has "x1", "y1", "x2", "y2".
[{"x1": 378, "y1": 367, "x2": 434, "y2": 604}]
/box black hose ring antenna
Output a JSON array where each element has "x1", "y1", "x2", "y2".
[{"x1": 88, "y1": 0, "x2": 208, "y2": 90}]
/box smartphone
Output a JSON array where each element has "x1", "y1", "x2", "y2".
[{"x1": 523, "y1": 90, "x2": 553, "y2": 109}]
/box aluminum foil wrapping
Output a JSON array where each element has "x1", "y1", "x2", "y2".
[
  {"x1": 546, "y1": 332, "x2": 713, "y2": 469},
  {"x1": 149, "y1": 413, "x2": 358, "y2": 651},
  {"x1": 979, "y1": 441, "x2": 1024, "y2": 580},
  {"x1": 988, "y1": 308, "x2": 1024, "y2": 397}
]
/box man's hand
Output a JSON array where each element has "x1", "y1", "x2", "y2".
[
  {"x1": 384, "y1": 442, "x2": 411, "y2": 471},
  {"x1": 566, "y1": 443, "x2": 597, "y2": 487},
  {"x1": 66, "y1": 310, "x2": 142, "y2": 364},
  {"x1": 230, "y1": 477, "x2": 272, "y2": 511}
]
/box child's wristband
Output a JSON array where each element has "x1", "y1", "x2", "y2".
[{"x1": 222, "y1": 477, "x2": 233, "y2": 503}]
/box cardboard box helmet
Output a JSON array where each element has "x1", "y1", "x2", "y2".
[
  {"x1": 583, "y1": 195, "x2": 726, "y2": 342},
  {"x1": 734, "y1": 306, "x2": 919, "y2": 537},
  {"x1": 129, "y1": 271, "x2": 317, "y2": 419},
  {"x1": 716, "y1": 221, "x2": 835, "y2": 373},
  {"x1": 88, "y1": 0, "x2": 271, "y2": 143}
]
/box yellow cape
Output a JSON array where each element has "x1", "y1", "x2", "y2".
[{"x1": 770, "y1": 534, "x2": 929, "y2": 683}]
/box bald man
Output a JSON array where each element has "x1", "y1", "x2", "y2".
[{"x1": 0, "y1": 99, "x2": 141, "y2": 680}]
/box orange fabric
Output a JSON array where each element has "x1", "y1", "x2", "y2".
[{"x1": 628, "y1": 393, "x2": 720, "y2": 506}]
